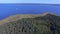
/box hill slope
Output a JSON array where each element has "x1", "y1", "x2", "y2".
[
  {"x1": 0, "y1": 12, "x2": 51, "y2": 25},
  {"x1": 0, "y1": 13, "x2": 60, "y2": 34}
]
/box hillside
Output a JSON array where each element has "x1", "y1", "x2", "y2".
[
  {"x1": 0, "y1": 12, "x2": 51, "y2": 25},
  {"x1": 0, "y1": 13, "x2": 60, "y2": 34}
]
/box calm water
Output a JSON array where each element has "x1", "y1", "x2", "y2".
[{"x1": 0, "y1": 3, "x2": 60, "y2": 20}]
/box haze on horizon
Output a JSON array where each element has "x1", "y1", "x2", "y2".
[{"x1": 0, "y1": 0, "x2": 60, "y2": 4}]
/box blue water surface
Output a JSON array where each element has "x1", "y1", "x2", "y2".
[{"x1": 0, "y1": 3, "x2": 60, "y2": 20}]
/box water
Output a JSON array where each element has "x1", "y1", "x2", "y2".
[{"x1": 0, "y1": 3, "x2": 60, "y2": 20}]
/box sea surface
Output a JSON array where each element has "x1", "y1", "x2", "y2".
[{"x1": 0, "y1": 3, "x2": 60, "y2": 20}]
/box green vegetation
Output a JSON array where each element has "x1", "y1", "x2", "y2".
[{"x1": 0, "y1": 14, "x2": 60, "y2": 34}]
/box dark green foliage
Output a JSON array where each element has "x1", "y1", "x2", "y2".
[{"x1": 0, "y1": 14, "x2": 60, "y2": 34}]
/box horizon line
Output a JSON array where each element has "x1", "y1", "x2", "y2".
[{"x1": 0, "y1": 3, "x2": 60, "y2": 4}]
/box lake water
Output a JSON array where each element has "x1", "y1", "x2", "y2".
[{"x1": 0, "y1": 3, "x2": 60, "y2": 20}]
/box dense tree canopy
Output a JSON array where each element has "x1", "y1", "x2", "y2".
[{"x1": 0, "y1": 14, "x2": 60, "y2": 34}]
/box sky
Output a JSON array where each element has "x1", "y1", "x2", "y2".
[{"x1": 0, "y1": 0, "x2": 60, "y2": 4}]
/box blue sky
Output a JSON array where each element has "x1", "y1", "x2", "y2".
[{"x1": 0, "y1": 0, "x2": 60, "y2": 4}]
